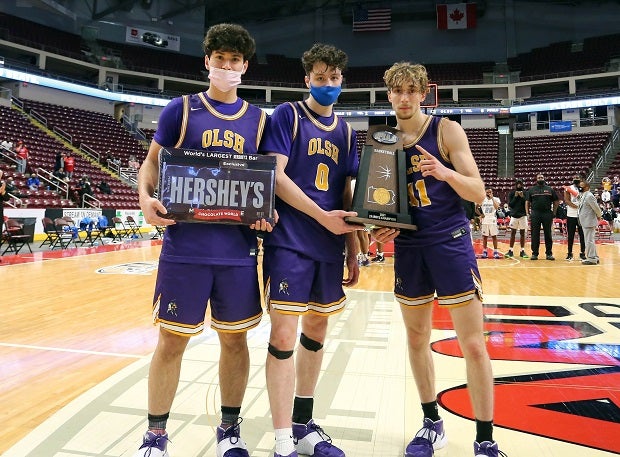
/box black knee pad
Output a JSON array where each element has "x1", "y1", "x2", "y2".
[
  {"x1": 299, "y1": 333, "x2": 323, "y2": 352},
  {"x1": 268, "y1": 343, "x2": 294, "y2": 360}
]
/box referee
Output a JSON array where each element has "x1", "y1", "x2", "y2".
[{"x1": 526, "y1": 173, "x2": 559, "y2": 260}]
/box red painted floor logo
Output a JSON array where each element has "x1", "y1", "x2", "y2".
[{"x1": 433, "y1": 302, "x2": 620, "y2": 454}]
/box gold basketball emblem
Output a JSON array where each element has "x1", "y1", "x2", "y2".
[{"x1": 373, "y1": 187, "x2": 391, "y2": 205}]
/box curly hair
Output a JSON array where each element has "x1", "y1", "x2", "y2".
[
  {"x1": 202, "y1": 23, "x2": 256, "y2": 60},
  {"x1": 383, "y1": 62, "x2": 430, "y2": 95},
  {"x1": 301, "y1": 43, "x2": 348, "y2": 75}
]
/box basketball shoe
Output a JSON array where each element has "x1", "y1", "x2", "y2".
[
  {"x1": 292, "y1": 420, "x2": 344, "y2": 457},
  {"x1": 134, "y1": 431, "x2": 169, "y2": 457},
  {"x1": 474, "y1": 440, "x2": 507, "y2": 457},
  {"x1": 405, "y1": 418, "x2": 447, "y2": 457},
  {"x1": 216, "y1": 418, "x2": 250, "y2": 457}
]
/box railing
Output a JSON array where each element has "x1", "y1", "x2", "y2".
[
  {"x1": 0, "y1": 144, "x2": 19, "y2": 167},
  {"x1": 80, "y1": 143, "x2": 100, "y2": 163},
  {"x1": 588, "y1": 127, "x2": 620, "y2": 182},
  {"x1": 35, "y1": 167, "x2": 69, "y2": 198},
  {"x1": 5, "y1": 191, "x2": 22, "y2": 208},
  {"x1": 29, "y1": 109, "x2": 47, "y2": 127},
  {"x1": 53, "y1": 126, "x2": 72, "y2": 144},
  {"x1": 82, "y1": 192, "x2": 101, "y2": 209},
  {"x1": 119, "y1": 167, "x2": 138, "y2": 186}
]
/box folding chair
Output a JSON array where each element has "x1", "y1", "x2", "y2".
[
  {"x1": 125, "y1": 215, "x2": 143, "y2": 238},
  {"x1": 154, "y1": 225, "x2": 166, "y2": 239},
  {"x1": 112, "y1": 216, "x2": 131, "y2": 240},
  {"x1": 53, "y1": 217, "x2": 78, "y2": 249},
  {"x1": 77, "y1": 216, "x2": 102, "y2": 246},
  {"x1": 2, "y1": 219, "x2": 33, "y2": 255},
  {"x1": 40, "y1": 217, "x2": 60, "y2": 249},
  {"x1": 597, "y1": 220, "x2": 612, "y2": 240}
]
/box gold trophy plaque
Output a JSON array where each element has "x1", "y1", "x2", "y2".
[{"x1": 347, "y1": 125, "x2": 417, "y2": 230}]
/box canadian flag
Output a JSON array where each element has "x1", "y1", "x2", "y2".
[{"x1": 437, "y1": 3, "x2": 477, "y2": 29}]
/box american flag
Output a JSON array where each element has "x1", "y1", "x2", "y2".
[{"x1": 352, "y1": 7, "x2": 391, "y2": 32}]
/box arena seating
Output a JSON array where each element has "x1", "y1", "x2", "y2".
[{"x1": 0, "y1": 105, "x2": 139, "y2": 209}]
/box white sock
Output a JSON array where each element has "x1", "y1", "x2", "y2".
[{"x1": 275, "y1": 428, "x2": 295, "y2": 456}]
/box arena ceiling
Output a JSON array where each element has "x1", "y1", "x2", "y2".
[{"x1": 31, "y1": 0, "x2": 620, "y2": 28}]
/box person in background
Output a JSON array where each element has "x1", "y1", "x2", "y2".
[
  {"x1": 64, "y1": 152, "x2": 75, "y2": 179},
  {"x1": 15, "y1": 140, "x2": 29, "y2": 174},
  {"x1": 98, "y1": 179, "x2": 112, "y2": 195},
  {"x1": 0, "y1": 170, "x2": 10, "y2": 234},
  {"x1": 564, "y1": 174, "x2": 585, "y2": 261},
  {"x1": 479, "y1": 187, "x2": 501, "y2": 259},
  {"x1": 611, "y1": 175, "x2": 619, "y2": 208},
  {"x1": 505, "y1": 179, "x2": 528, "y2": 258},
  {"x1": 578, "y1": 180, "x2": 602, "y2": 265},
  {"x1": 526, "y1": 173, "x2": 559, "y2": 261},
  {"x1": 26, "y1": 173, "x2": 40, "y2": 191}
]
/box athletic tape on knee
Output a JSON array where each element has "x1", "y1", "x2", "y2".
[
  {"x1": 268, "y1": 343, "x2": 294, "y2": 360},
  {"x1": 299, "y1": 333, "x2": 323, "y2": 352}
]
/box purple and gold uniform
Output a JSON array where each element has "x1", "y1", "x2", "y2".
[
  {"x1": 394, "y1": 115, "x2": 482, "y2": 308},
  {"x1": 261, "y1": 101, "x2": 358, "y2": 315},
  {"x1": 153, "y1": 92, "x2": 268, "y2": 335}
]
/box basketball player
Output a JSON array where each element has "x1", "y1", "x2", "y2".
[
  {"x1": 373, "y1": 62, "x2": 506, "y2": 457},
  {"x1": 134, "y1": 23, "x2": 273, "y2": 457},
  {"x1": 260, "y1": 43, "x2": 361, "y2": 457}
]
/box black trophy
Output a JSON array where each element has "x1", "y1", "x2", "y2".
[{"x1": 347, "y1": 125, "x2": 417, "y2": 230}]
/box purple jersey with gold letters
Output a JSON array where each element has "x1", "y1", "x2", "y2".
[
  {"x1": 261, "y1": 101, "x2": 358, "y2": 263},
  {"x1": 396, "y1": 115, "x2": 469, "y2": 247},
  {"x1": 393, "y1": 115, "x2": 482, "y2": 308},
  {"x1": 154, "y1": 92, "x2": 268, "y2": 265}
]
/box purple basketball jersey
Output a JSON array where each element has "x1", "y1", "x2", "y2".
[
  {"x1": 261, "y1": 101, "x2": 358, "y2": 262},
  {"x1": 396, "y1": 115, "x2": 470, "y2": 247},
  {"x1": 154, "y1": 93, "x2": 268, "y2": 265}
]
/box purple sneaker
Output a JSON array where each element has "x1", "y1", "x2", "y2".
[
  {"x1": 292, "y1": 420, "x2": 344, "y2": 457},
  {"x1": 134, "y1": 431, "x2": 169, "y2": 457},
  {"x1": 216, "y1": 418, "x2": 249, "y2": 457},
  {"x1": 404, "y1": 418, "x2": 447, "y2": 457},
  {"x1": 474, "y1": 441, "x2": 507, "y2": 457}
]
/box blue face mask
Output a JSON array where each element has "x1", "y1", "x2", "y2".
[{"x1": 310, "y1": 85, "x2": 342, "y2": 106}]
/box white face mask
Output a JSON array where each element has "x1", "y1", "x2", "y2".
[{"x1": 208, "y1": 66, "x2": 242, "y2": 92}]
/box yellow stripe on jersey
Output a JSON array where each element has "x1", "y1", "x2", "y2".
[
  {"x1": 198, "y1": 92, "x2": 249, "y2": 120},
  {"x1": 174, "y1": 94, "x2": 190, "y2": 148}
]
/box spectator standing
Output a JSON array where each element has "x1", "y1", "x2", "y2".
[
  {"x1": 64, "y1": 153, "x2": 75, "y2": 178},
  {"x1": 526, "y1": 173, "x2": 559, "y2": 260},
  {"x1": 505, "y1": 179, "x2": 529, "y2": 258},
  {"x1": 15, "y1": 140, "x2": 29, "y2": 173},
  {"x1": 578, "y1": 180, "x2": 603, "y2": 265},
  {"x1": 479, "y1": 188, "x2": 501, "y2": 258},
  {"x1": 564, "y1": 175, "x2": 585, "y2": 261},
  {"x1": 54, "y1": 151, "x2": 65, "y2": 172}
]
